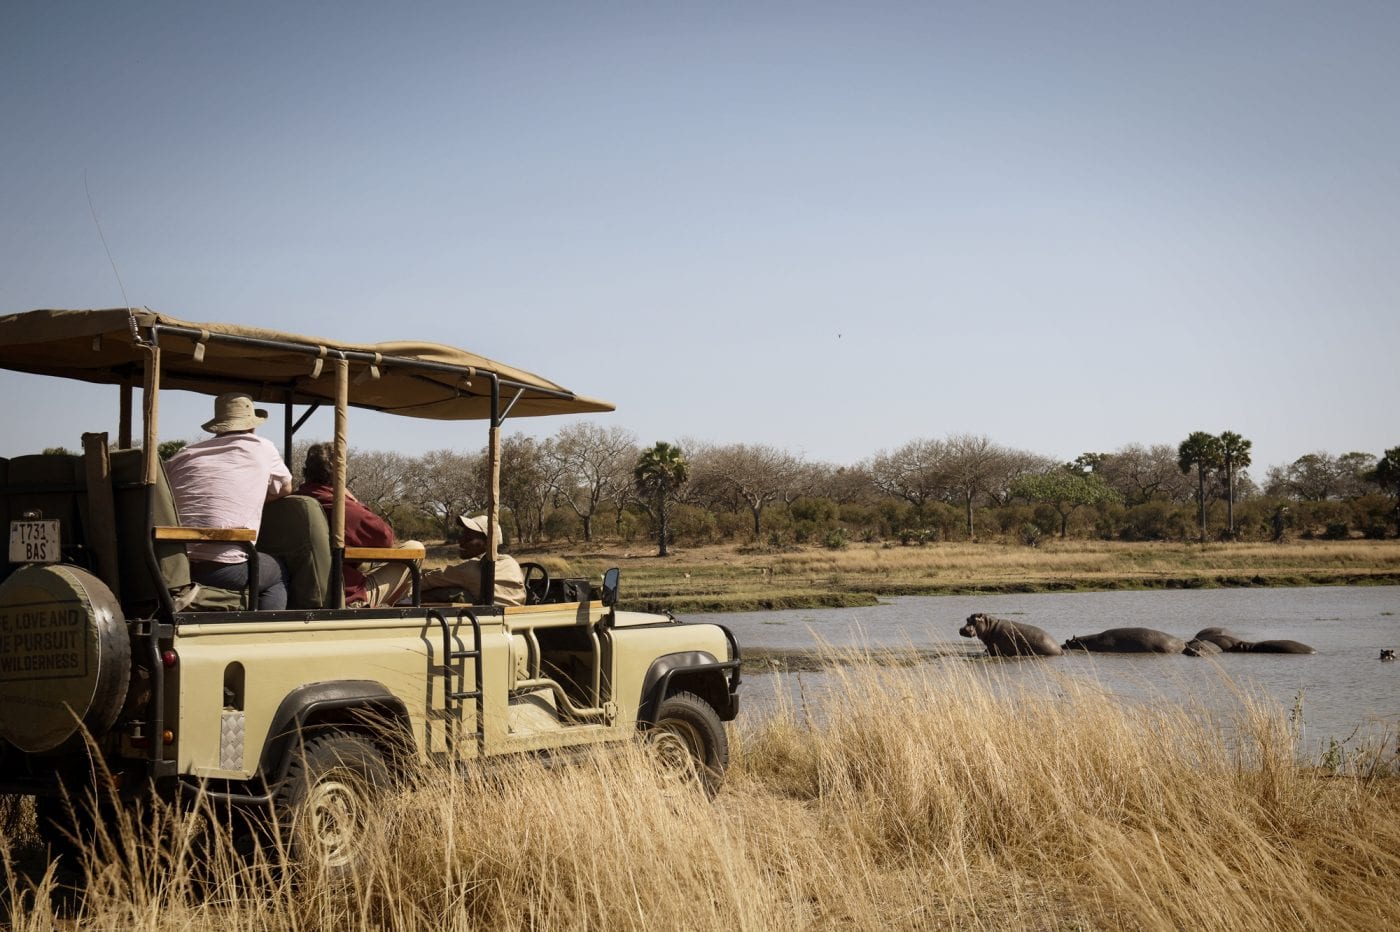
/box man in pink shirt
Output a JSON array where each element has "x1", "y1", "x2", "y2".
[{"x1": 166, "y1": 393, "x2": 293, "y2": 609}]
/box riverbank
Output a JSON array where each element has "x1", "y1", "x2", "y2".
[{"x1": 486, "y1": 538, "x2": 1400, "y2": 613}]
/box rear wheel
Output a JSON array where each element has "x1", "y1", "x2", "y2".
[
  {"x1": 648, "y1": 691, "x2": 728, "y2": 797},
  {"x1": 273, "y1": 731, "x2": 390, "y2": 879}
]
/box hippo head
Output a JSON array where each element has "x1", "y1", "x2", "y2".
[
  {"x1": 959, "y1": 613, "x2": 988, "y2": 638},
  {"x1": 1382, "y1": 649, "x2": 1396, "y2": 662},
  {"x1": 1062, "y1": 635, "x2": 1082, "y2": 650}
]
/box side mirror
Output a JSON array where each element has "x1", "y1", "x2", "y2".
[{"x1": 601, "y1": 567, "x2": 620, "y2": 608}]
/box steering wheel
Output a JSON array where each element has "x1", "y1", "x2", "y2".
[{"x1": 519, "y1": 562, "x2": 551, "y2": 605}]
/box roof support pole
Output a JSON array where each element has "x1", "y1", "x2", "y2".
[
  {"x1": 141, "y1": 345, "x2": 161, "y2": 486},
  {"x1": 119, "y1": 381, "x2": 133, "y2": 449},
  {"x1": 331, "y1": 355, "x2": 349, "y2": 608},
  {"x1": 282, "y1": 391, "x2": 294, "y2": 465},
  {"x1": 483, "y1": 374, "x2": 500, "y2": 606}
]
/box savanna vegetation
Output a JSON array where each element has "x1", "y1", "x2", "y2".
[
  {"x1": 144, "y1": 429, "x2": 1397, "y2": 554},
  {"x1": 4, "y1": 659, "x2": 1397, "y2": 930},
  {"x1": 142, "y1": 423, "x2": 1396, "y2": 611}
]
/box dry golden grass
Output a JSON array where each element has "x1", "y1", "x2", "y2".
[
  {"x1": 5, "y1": 660, "x2": 1399, "y2": 930},
  {"x1": 487, "y1": 539, "x2": 1400, "y2": 611}
]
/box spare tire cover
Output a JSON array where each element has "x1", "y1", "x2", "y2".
[{"x1": 0, "y1": 564, "x2": 130, "y2": 753}]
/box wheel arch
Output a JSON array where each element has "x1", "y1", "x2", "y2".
[
  {"x1": 257, "y1": 680, "x2": 413, "y2": 788},
  {"x1": 637, "y1": 652, "x2": 740, "y2": 726}
]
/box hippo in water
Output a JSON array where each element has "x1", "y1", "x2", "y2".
[
  {"x1": 1183, "y1": 638, "x2": 1223, "y2": 657},
  {"x1": 959, "y1": 613, "x2": 1062, "y2": 657},
  {"x1": 1230, "y1": 639, "x2": 1316, "y2": 654},
  {"x1": 1192, "y1": 627, "x2": 1248, "y2": 651},
  {"x1": 1381, "y1": 649, "x2": 1396, "y2": 662},
  {"x1": 1061, "y1": 627, "x2": 1187, "y2": 654}
]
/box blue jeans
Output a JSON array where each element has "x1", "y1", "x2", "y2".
[{"x1": 191, "y1": 555, "x2": 289, "y2": 610}]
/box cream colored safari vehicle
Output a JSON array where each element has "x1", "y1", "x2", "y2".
[{"x1": 0, "y1": 308, "x2": 739, "y2": 866}]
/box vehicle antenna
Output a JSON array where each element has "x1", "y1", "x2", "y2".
[{"x1": 85, "y1": 171, "x2": 132, "y2": 311}]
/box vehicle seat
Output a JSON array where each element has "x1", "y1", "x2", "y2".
[
  {"x1": 111, "y1": 449, "x2": 192, "y2": 608},
  {"x1": 258, "y1": 495, "x2": 331, "y2": 610}
]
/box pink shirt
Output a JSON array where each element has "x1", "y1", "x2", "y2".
[{"x1": 166, "y1": 433, "x2": 292, "y2": 563}]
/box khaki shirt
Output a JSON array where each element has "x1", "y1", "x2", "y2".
[{"x1": 420, "y1": 555, "x2": 525, "y2": 607}]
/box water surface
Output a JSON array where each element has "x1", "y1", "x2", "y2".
[{"x1": 696, "y1": 586, "x2": 1400, "y2": 757}]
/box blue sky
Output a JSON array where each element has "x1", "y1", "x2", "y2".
[{"x1": 2, "y1": 1, "x2": 1397, "y2": 474}]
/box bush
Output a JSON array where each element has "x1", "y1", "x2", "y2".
[
  {"x1": 543, "y1": 509, "x2": 581, "y2": 542},
  {"x1": 823, "y1": 528, "x2": 849, "y2": 550},
  {"x1": 1119, "y1": 501, "x2": 1190, "y2": 541},
  {"x1": 670, "y1": 504, "x2": 719, "y2": 545},
  {"x1": 788, "y1": 496, "x2": 838, "y2": 525},
  {"x1": 1322, "y1": 522, "x2": 1351, "y2": 541}
]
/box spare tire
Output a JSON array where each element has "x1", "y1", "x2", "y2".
[{"x1": 0, "y1": 565, "x2": 130, "y2": 753}]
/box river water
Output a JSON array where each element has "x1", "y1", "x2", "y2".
[{"x1": 694, "y1": 586, "x2": 1400, "y2": 758}]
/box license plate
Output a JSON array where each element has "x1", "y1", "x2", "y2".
[{"x1": 8, "y1": 520, "x2": 61, "y2": 564}]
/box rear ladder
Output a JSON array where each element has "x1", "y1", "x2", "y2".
[{"x1": 428, "y1": 608, "x2": 485, "y2": 762}]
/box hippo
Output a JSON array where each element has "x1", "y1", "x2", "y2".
[
  {"x1": 1192, "y1": 627, "x2": 1248, "y2": 651},
  {"x1": 959, "y1": 613, "x2": 1062, "y2": 657},
  {"x1": 1381, "y1": 649, "x2": 1396, "y2": 662},
  {"x1": 1183, "y1": 638, "x2": 1223, "y2": 657},
  {"x1": 1230, "y1": 639, "x2": 1316, "y2": 655},
  {"x1": 1061, "y1": 627, "x2": 1187, "y2": 654}
]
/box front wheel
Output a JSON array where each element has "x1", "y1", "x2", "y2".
[
  {"x1": 647, "y1": 691, "x2": 729, "y2": 797},
  {"x1": 273, "y1": 730, "x2": 391, "y2": 879}
]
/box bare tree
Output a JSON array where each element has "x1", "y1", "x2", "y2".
[
  {"x1": 406, "y1": 448, "x2": 484, "y2": 537},
  {"x1": 984, "y1": 448, "x2": 1054, "y2": 506},
  {"x1": 1268, "y1": 451, "x2": 1378, "y2": 501},
  {"x1": 479, "y1": 434, "x2": 550, "y2": 545},
  {"x1": 688, "y1": 443, "x2": 809, "y2": 538},
  {"x1": 346, "y1": 449, "x2": 413, "y2": 514},
  {"x1": 1088, "y1": 443, "x2": 1194, "y2": 505},
  {"x1": 805, "y1": 462, "x2": 879, "y2": 505},
  {"x1": 942, "y1": 433, "x2": 1012, "y2": 539},
  {"x1": 545, "y1": 422, "x2": 638, "y2": 542},
  {"x1": 867, "y1": 439, "x2": 948, "y2": 507}
]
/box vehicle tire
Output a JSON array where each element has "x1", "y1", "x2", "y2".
[
  {"x1": 648, "y1": 691, "x2": 728, "y2": 797},
  {"x1": 0, "y1": 565, "x2": 130, "y2": 753},
  {"x1": 273, "y1": 730, "x2": 391, "y2": 880}
]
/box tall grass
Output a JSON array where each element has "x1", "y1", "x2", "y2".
[{"x1": 5, "y1": 661, "x2": 1398, "y2": 930}]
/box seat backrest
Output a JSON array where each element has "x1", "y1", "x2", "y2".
[
  {"x1": 111, "y1": 450, "x2": 192, "y2": 609},
  {"x1": 258, "y1": 495, "x2": 331, "y2": 610}
]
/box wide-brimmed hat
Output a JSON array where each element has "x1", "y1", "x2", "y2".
[
  {"x1": 202, "y1": 392, "x2": 268, "y2": 434},
  {"x1": 458, "y1": 514, "x2": 503, "y2": 546}
]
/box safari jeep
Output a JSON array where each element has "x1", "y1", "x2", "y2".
[{"x1": 0, "y1": 308, "x2": 740, "y2": 867}]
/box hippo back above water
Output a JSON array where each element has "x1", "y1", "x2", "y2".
[
  {"x1": 1230, "y1": 639, "x2": 1316, "y2": 654},
  {"x1": 1192, "y1": 627, "x2": 1248, "y2": 652},
  {"x1": 1061, "y1": 627, "x2": 1187, "y2": 654},
  {"x1": 959, "y1": 613, "x2": 1063, "y2": 657}
]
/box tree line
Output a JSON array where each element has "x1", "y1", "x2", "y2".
[{"x1": 131, "y1": 428, "x2": 1400, "y2": 551}]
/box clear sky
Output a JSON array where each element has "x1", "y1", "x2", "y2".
[{"x1": 3, "y1": 1, "x2": 1397, "y2": 475}]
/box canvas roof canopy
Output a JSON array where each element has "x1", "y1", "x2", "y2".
[{"x1": 0, "y1": 308, "x2": 613, "y2": 420}]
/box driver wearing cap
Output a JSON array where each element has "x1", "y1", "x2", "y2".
[{"x1": 419, "y1": 514, "x2": 525, "y2": 606}]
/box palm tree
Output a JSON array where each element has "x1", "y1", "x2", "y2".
[
  {"x1": 1217, "y1": 431, "x2": 1252, "y2": 538},
  {"x1": 1178, "y1": 431, "x2": 1223, "y2": 543},
  {"x1": 634, "y1": 441, "x2": 689, "y2": 556}
]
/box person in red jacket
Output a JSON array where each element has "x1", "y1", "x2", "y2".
[{"x1": 296, "y1": 443, "x2": 419, "y2": 607}]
